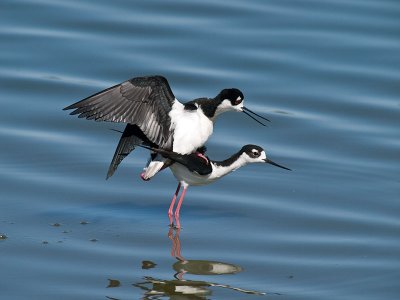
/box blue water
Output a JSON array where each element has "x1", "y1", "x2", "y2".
[{"x1": 1, "y1": 0, "x2": 399, "y2": 299}]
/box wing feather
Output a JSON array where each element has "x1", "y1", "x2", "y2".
[{"x1": 64, "y1": 75, "x2": 176, "y2": 148}]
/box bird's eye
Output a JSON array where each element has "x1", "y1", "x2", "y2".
[
  {"x1": 234, "y1": 96, "x2": 242, "y2": 105},
  {"x1": 251, "y1": 150, "x2": 259, "y2": 157}
]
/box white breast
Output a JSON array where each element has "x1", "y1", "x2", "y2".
[{"x1": 169, "y1": 101, "x2": 213, "y2": 154}]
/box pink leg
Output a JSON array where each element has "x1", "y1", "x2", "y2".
[
  {"x1": 168, "y1": 183, "x2": 181, "y2": 226},
  {"x1": 174, "y1": 186, "x2": 188, "y2": 229}
]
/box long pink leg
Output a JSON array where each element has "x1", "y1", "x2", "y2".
[
  {"x1": 174, "y1": 186, "x2": 188, "y2": 229},
  {"x1": 168, "y1": 183, "x2": 181, "y2": 226}
]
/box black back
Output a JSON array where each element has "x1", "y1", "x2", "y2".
[{"x1": 145, "y1": 147, "x2": 213, "y2": 176}]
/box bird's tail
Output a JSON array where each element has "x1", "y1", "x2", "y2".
[
  {"x1": 107, "y1": 125, "x2": 172, "y2": 180},
  {"x1": 140, "y1": 156, "x2": 166, "y2": 180},
  {"x1": 106, "y1": 124, "x2": 145, "y2": 179},
  {"x1": 131, "y1": 144, "x2": 174, "y2": 180}
]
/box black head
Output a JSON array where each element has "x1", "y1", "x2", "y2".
[
  {"x1": 214, "y1": 89, "x2": 270, "y2": 126},
  {"x1": 240, "y1": 144, "x2": 291, "y2": 170},
  {"x1": 218, "y1": 88, "x2": 244, "y2": 106},
  {"x1": 240, "y1": 144, "x2": 264, "y2": 159},
  {"x1": 210, "y1": 88, "x2": 245, "y2": 117}
]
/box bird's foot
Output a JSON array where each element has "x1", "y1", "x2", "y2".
[
  {"x1": 195, "y1": 152, "x2": 209, "y2": 164},
  {"x1": 168, "y1": 223, "x2": 181, "y2": 229},
  {"x1": 140, "y1": 172, "x2": 150, "y2": 181}
]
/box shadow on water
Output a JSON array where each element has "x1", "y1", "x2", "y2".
[{"x1": 106, "y1": 228, "x2": 275, "y2": 299}]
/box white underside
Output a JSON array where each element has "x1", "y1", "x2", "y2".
[
  {"x1": 169, "y1": 100, "x2": 213, "y2": 154},
  {"x1": 142, "y1": 99, "x2": 214, "y2": 180}
]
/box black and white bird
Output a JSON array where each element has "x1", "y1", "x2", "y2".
[
  {"x1": 138, "y1": 144, "x2": 291, "y2": 228},
  {"x1": 63, "y1": 75, "x2": 270, "y2": 180}
]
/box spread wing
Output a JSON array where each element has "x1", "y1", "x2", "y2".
[{"x1": 63, "y1": 75, "x2": 176, "y2": 147}]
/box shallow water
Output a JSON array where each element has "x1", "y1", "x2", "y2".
[{"x1": 1, "y1": 0, "x2": 399, "y2": 299}]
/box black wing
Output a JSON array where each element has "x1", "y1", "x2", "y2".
[
  {"x1": 139, "y1": 146, "x2": 213, "y2": 176},
  {"x1": 106, "y1": 124, "x2": 157, "y2": 179},
  {"x1": 64, "y1": 75, "x2": 176, "y2": 147}
]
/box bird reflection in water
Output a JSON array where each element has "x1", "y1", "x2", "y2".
[
  {"x1": 107, "y1": 228, "x2": 273, "y2": 299},
  {"x1": 168, "y1": 228, "x2": 242, "y2": 281}
]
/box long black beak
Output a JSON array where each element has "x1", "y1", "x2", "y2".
[
  {"x1": 242, "y1": 107, "x2": 270, "y2": 126},
  {"x1": 264, "y1": 158, "x2": 291, "y2": 171}
]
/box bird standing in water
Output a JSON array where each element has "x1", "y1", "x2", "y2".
[
  {"x1": 63, "y1": 75, "x2": 270, "y2": 180},
  {"x1": 138, "y1": 144, "x2": 291, "y2": 228}
]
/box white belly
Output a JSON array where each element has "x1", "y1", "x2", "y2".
[{"x1": 169, "y1": 101, "x2": 213, "y2": 154}]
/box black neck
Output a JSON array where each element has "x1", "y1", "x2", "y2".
[
  {"x1": 212, "y1": 150, "x2": 243, "y2": 167},
  {"x1": 184, "y1": 96, "x2": 223, "y2": 118}
]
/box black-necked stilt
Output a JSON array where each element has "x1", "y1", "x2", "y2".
[
  {"x1": 138, "y1": 144, "x2": 290, "y2": 228},
  {"x1": 63, "y1": 75, "x2": 270, "y2": 180}
]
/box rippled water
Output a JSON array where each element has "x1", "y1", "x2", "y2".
[{"x1": 1, "y1": 0, "x2": 399, "y2": 299}]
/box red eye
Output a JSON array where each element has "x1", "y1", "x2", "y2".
[{"x1": 235, "y1": 99, "x2": 242, "y2": 105}]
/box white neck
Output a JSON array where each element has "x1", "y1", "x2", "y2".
[
  {"x1": 212, "y1": 99, "x2": 244, "y2": 122},
  {"x1": 210, "y1": 153, "x2": 249, "y2": 179},
  {"x1": 212, "y1": 99, "x2": 233, "y2": 121}
]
